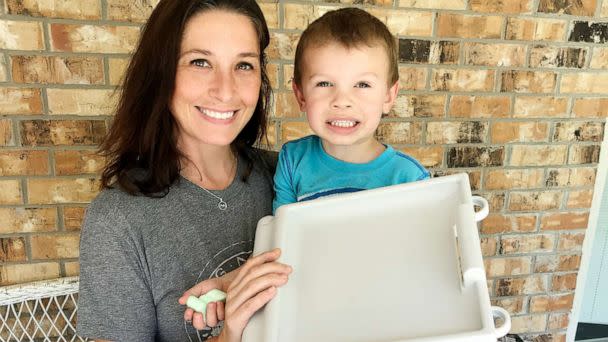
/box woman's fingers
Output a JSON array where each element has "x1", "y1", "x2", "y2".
[
  {"x1": 226, "y1": 272, "x2": 288, "y2": 317},
  {"x1": 229, "y1": 261, "x2": 292, "y2": 296},
  {"x1": 183, "y1": 307, "x2": 194, "y2": 322},
  {"x1": 229, "y1": 249, "x2": 282, "y2": 289},
  {"x1": 192, "y1": 312, "x2": 206, "y2": 330},
  {"x1": 179, "y1": 277, "x2": 221, "y2": 304},
  {"x1": 205, "y1": 302, "x2": 218, "y2": 327},
  {"x1": 217, "y1": 301, "x2": 225, "y2": 321}
]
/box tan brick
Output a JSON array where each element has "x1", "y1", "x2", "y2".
[
  {"x1": 447, "y1": 146, "x2": 504, "y2": 167},
  {"x1": 464, "y1": 43, "x2": 526, "y2": 67},
  {"x1": 427, "y1": 121, "x2": 488, "y2": 144},
  {"x1": 386, "y1": 11, "x2": 433, "y2": 36},
  {"x1": 567, "y1": 189, "x2": 594, "y2": 209},
  {"x1": 107, "y1": 0, "x2": 158, "y2": 22},
  {"x1": 509, "y1": 314, "x2": 549, "y2": 335},
  {"x1": 274, "y1": 92, "x2": 301, "y2": 118},
  {"x1": 0, "y1": 20, "x2": 44, "y2": 50},
  {"x1": 47, "y1": 89, "x2": 117, "y2": 115},
  {"x1": 501, "y1": 71, "x2": 557, "y2": 93},
  {"x1": 50, "y1": 24, "x2": 139, "y2": 53},
  {"x1": 569, "y1": 144, "x2": 601, "y2": 164},
  {"x1": 437, "y1": 14, "x2": 502, "y2": 39},
  {"x1": 541, "y1": 212, "x2": 589, "y2": 230},
  {"x1": 485, "y1": 169, "x2": 544, "y2": 190},
  {"x1": 0, "y1": 119, "x2": 13, "y2": 146},
  {"x1": 0, "y1": 55, "x2": 6, "y2": 82},
  {"x1": 63, "y1": 207, "x2": 86, "y2": 231},
  {"x1": 0, "y1": 179, "x2": 22, "y2": 205},
  {"x1": 545, "y1": 167, "x2": 596, "y2": 187},
  {"x1": 561, "y1": 73, "x2": 608, "y2": 94},
  {"x1": 264, "y1": 120, "x2": 277, "y2": 148},
  {"x1": 480, "y1": 237, "x2": 497, "y2": 256},
  {"x1": 20, "y1": 120, "x2": 107, "y2": 146},
  {"x1": 510, "y1": 145, "x2": 568, "y2": 166},
  {"x1": 398, "y1": 0, "x2": 466, "y2": 9},
  {"x1": 0, "y1": 262, "x2": 60, "y2": 286},
  {"x1": 398, "y1": 67, "x2": 426, "y2": 91},
  {"x1": 573, "y1": 98, "x2": 608, "y2": 118},
  {"x1": 538, "y1": 0, "x2": 597, "y2": 16},
  {"x1": 399, "y1": 40, "x2": 460, "y2": 65},
  {"x1": 267, "y1": 63, "x2": 279, "y2": 90},
  {"x1": 514, "y1": 96, "x2": 568, "y2": 118},
  {"x1": 376, "y1": 122, "x2": 422, "y2": 145},
  {"x1": 496, "y1": 276, "x2": 546, "y2": 296},
  {"x1": 603, "y1": 0, "x2": 608, "y2": 17},
  {"x1": 590, "y1": 47, "x2": 608, "y2": 69},
  {"x1": 470, "y1": 0, "x2": 533, "y2": 13},
  {"x1": 530, "y1": 293, "x2": 574, "y2": 313},
  {"x1": 398, "y1": 146, "x2": 443, "y2": 168},
  {"x1": 548, "y1": 312, "x2": 570, "y2": 330},
  {"x1": 280, "y1": 121, "x2": 313, "y2": 144},
  {"x1": 12, "y1": 55, "x2": 104, "y2": 85},
  {"x1": 282, "y1": 64, "x2": 294, "y2": 89},
  {"x1": 500, "y1": 234, "x2": 555, "y2": 255},
  {"x1": 6, "y1": 0, "x2": 101, "y2": 19},
  {"x1": 283, "y1": 4, "x2": 315, "y2": 30},
  {"x1": 484, "y1": 257, "x2": 532, "y2": 277},
  {"x1": 0, "y1": 208, "x2": 57, "y2": 234},
  {"x1": 27, "y1": 178, "x2": 100, "y2": 204},
  {"x1": 267, "y1": 33, "x2": 299, "y2": 60},
  {"x1": 509, "y1": 191, "x2": 563, "y2": 211},
  {"x1": 64, "y1": 261, "x2": 80, "y2": 276},
  {"x1": 530, "y1": 46, "x2": 587, "y2": 68},
  {"x1": 554, "y1": 121, "x2": 604, "y2": 142},
  {"x1": 491, "y1": 122, "x2": 549, "y2": 144},
  {"x1": 54, "y1": 150, "x2": 104, "y2": 175},
  {"x1": 389, "y1": 94, "x2": 446, "y2": 118},
  {"x1": 30, "y1": 233, "x2": 80, "y2": 259},
  {"x1": 506, "y1": 18, "x2": 567, "y2": 41},
  {"x1": 431, "y1": 69, "x2": 494, "y2": 92},
  {"x1": 449, "y1": 96, "x2": 510, "y2": 118},
  {"x1": 0, "y1": 237, "x2": 27, "y2": 262},
  {"x1": 0, "y1": 150, "x2": 49, "y2": 176},
  {"x1": 480, "y1": 214, "x2": 537, "y2": 234},
  {"x1": 0, "y1": 88, "x2": 43, "y2": 114},
  {"x1": 485, "y1": 192, "x2": 506, "y2": 212},
  {"x1": 108, "y1": 57, "x2": 129, "y2": 86},
  {"x1": 552, "y1": 273, "x2": 578, "y2": 292},
  {"x1": 552, "y1": 333, "x2": 567, "y2": 342},
  {"x1": 259, "y1": 3, "x2": 278, "y2": 29},
  {"x1": 491, "y1": 297, "x2": 526, "y2": 315},
  {"x1": 535, "y1": 254, "x2": 581, "y2": 273},
  {"x1": 557, "y1": 232, "x2": 585, "y2": 252}
]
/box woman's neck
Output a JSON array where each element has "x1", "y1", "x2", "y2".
[{"x1": 178, "y1": 144, "x2": 238, "y2": 190}]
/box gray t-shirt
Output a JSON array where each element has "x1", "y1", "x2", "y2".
[{"x1": 77, "y1": 150, "x2": 276, "y2": 341}]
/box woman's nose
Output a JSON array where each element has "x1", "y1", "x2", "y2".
[{"x1": 209, "y1": 70, "x2": 236, "y2": 102}]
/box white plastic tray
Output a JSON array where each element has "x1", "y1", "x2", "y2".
[{"x1": 243, "y1": 173, "x2": 510, "y2": 342}]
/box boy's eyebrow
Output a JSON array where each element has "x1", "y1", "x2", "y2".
[
  {"x1": 308, "y1": 72, "x2": 380, "y2": 79},
  {"x1": 180, "y1": 48, "x2": 259, "y2": 58}
]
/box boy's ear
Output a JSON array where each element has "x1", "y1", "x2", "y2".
[
  {"x1": 382, "y1": 80, "x2": 399, "y2": 114},
  {"x1": 292, "y1": 81, "x2": 307, "y2": 112}
]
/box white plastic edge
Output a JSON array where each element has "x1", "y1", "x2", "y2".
[
  {"x1": 471, "y1": 196, "x2": 489, "y2": 222},
  {"x1": 491, "y1": 306, "x2": 511, "y2": 338}
]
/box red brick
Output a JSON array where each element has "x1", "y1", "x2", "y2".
[
  {"x1": 0, "y1": 150, "x2": 49, "y2": 176},
  {"x1": 540, "y1": 212, "x2": 589, "y2": 230}
]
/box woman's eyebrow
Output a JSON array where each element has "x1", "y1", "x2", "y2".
[{"x1": 180, "y1": 49, "x2": 259, "y2": 58}]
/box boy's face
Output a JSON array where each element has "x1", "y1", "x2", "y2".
[{"x1": 293, "y1": 42, "x2": 398, "y2": 150}]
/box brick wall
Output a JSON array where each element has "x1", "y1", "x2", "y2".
[{"x1": 1, "y1": 0, "x2": 607, "y2": 340}]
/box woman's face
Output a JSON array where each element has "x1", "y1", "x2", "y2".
[{"x1": 171, "y1": 9, "x2": 261, "y2": 152}]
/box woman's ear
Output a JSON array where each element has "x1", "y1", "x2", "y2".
[
  {"x1": 382, "y1": 81, "x2": 399, "y2": 114},
  {"x1": 292, "y1": 81, "x2": 307, "y2": 112}
]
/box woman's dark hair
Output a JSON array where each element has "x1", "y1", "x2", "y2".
[{"x1": 100, "y1": 0, "x2": 271, "y2": 196}]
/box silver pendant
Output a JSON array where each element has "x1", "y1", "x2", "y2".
[{"x1": 218, "y1": 200, "x2": 227, "y2": 210}]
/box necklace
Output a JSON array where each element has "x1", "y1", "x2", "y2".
[{"x1": 200, "y1": 186, "x2": 228, "y2": 210}]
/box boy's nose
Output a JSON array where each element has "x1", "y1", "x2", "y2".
[{"x1": 331, "y1": 92, "x2": 353, "y2": 109}]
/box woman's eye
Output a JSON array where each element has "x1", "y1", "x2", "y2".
[
  {"x1": 191, "y1": 59, "x2": 210, "y2": 68},
  {"x1": 355, "y1": 82, "x2": 371, "y2": 88},
  {"x1": 236, "y1": 62, "x2": 254, "y2": 71},
  {"x1": 316, "y1": 81, "x2": 332, "y2": 87}
]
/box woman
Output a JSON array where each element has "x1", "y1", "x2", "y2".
[{"x1": 77, "y1": 1, "x2": 291, "y2": 341}]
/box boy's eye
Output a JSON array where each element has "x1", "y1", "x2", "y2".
[
  {"x1": 237, "y1": 62, "x2": 254, "y2": 71},
  {"x1": 355, "y1": 82, "x2": 371, "y2": 88},
  {"x1": 191, "y1": 59, "x2": 210, "y2": 68},
  {"x1": 316, "y1": 81, "x2": 333, "y2": 87}
]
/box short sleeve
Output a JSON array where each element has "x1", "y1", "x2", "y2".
[
  {"x1": 77, "y1": 194, "x2": 157, "y2": 341},
  {"x1": 272, "y1": 145, "x2": 297, "y2": 214}
]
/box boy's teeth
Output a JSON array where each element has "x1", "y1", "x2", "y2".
[
  {"x1": 330, "y1": 120, "x2": 356, "y2": 128},
  {"x1": 201, "y1": 108, "x2": 235, "y2": 119}
]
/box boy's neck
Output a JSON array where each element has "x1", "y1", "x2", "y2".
[{"x1": 321, "y1": 138, "x2": 386, "y2": 164}]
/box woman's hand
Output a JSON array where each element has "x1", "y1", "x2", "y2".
[{"x1": 179, "y1": 248, "x2": 291, "y2": 340}]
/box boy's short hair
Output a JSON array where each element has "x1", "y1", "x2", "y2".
[{"x1": 293, "y1": 7, "x2": 399, "y2": 86}]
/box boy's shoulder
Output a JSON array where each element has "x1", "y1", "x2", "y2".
[
  {"x1": 281, "y1": 135, "x2": 319, "y2": 153},
  {"x1": 390, "y1": 147, "x2": 430, "y2": 179}
]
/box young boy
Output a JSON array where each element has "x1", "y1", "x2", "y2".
[{"x1": 273, "y1": 7, "x2": 430, "y2": 213}]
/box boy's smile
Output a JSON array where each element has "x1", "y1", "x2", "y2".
[{"x1": 293, "y1": 41, "x2": 399, "y2": 163}]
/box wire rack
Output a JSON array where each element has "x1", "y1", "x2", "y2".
[{"x1": 0, "y1": 277, "x2": 86, "y2": 342}]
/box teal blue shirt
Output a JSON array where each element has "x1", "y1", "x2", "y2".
[{"x1": 273, "y1": 135, "x2": 430, "y2": 213}]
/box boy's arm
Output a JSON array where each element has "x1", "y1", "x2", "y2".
[{"x1": 272, "y1": 146, "x2": 297, "y2": 214}]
